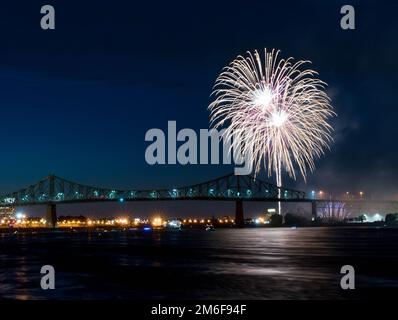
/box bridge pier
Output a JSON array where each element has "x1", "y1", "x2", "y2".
[
  {"x1": 46, "y1": 203, "x2": 57, "y2": 228},
  {"x1": 235, "y1": 199, "x2": 244, "y2": 227},
  {"x1": 311, "y1": 201, "x2": 317, "y2": 221}
]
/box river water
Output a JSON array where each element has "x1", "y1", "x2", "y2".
[{"x1": 0, "y1": 226, "x2": 397, "y2": 300}]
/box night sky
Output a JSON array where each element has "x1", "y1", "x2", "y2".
[{"x1": 0, "y1": 0, "x2": 397, "y2": 217}]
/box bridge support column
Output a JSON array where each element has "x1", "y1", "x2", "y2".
[
  {"x1": 235, "y1": 199, "x2": 244, "y2": 227},
  {"x1": 46, "y1": 203, "x2": 57, "y2": 228},
  {"x1": 311, "y1": 201, "x2": 317, "y2": 221}
]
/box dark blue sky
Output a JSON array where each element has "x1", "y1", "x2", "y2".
[{"x1": 0, "y1": 0, "x2": 397, "y2": 216}]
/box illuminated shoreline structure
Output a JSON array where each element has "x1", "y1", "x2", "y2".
[
  {"x1": 0, "y1": 206, "x2": 15, "y2": 221},
  {"x1": 318, "y1": 201, "x2": 350, "y2": 222}
]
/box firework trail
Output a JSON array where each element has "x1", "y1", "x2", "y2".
[{"x1": 209, "y1": 49, "x2": 335, "y2": 214}]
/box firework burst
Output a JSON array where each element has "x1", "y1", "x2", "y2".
[{"x1": 209, "y1": 49, "x2": 335, "y2": 212}]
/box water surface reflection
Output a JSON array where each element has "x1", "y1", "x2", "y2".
[{"x1": 0, "y1": 227, "x2": 397, "y2": 299}]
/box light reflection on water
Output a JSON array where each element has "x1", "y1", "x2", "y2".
[{"x1": 0, "y1": 227, "x2": 397, "y2": 300}]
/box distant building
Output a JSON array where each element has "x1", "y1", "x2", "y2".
[{"x1": 0, "y1": 207, "x2": 15, "y2": 220}]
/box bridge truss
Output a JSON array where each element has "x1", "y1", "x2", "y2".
[
  {"x1": 1, "y1": 174, "x2": 396, "y2": 227},
  {"x1": 0, "y1": 173, "x2": 307, "y2": 207}
]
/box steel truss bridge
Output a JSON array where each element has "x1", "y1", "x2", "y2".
[
  {"x1": 0, "y1": 173, "x2": 308, "y2": 226},
  {"x1": 0, "y1": 173, "x2": 396, "y2": 227}
]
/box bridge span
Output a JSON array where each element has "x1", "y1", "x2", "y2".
[
  {"x1": 0, "y1": 173, "x2": 311, "y2": 227},
  {"x1": 1, "y1": 173, "x2": 396, "y2": 227}
]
